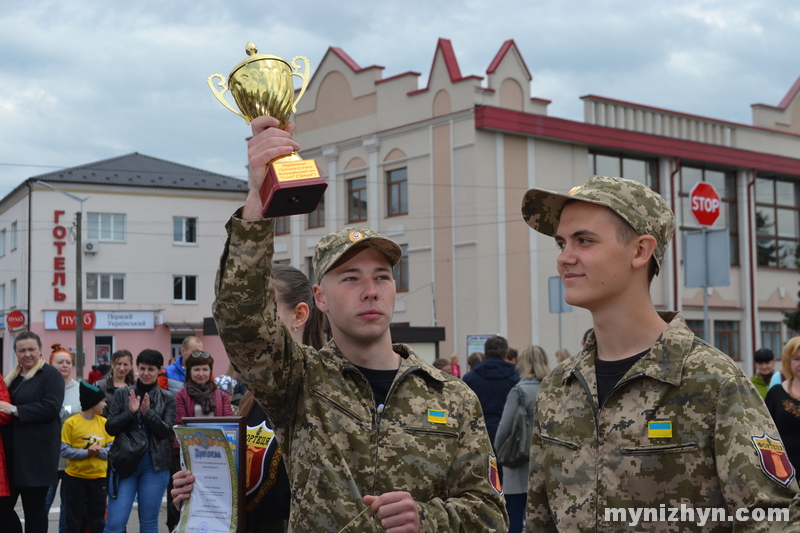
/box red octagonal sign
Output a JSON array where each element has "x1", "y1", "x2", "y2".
[{"x1": 690, "y1": 182, "x2": 721, "y2": 226}]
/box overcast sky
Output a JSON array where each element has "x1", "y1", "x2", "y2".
[{"x1": 1, "y1": 1, "x2": 798, "y2": 199}]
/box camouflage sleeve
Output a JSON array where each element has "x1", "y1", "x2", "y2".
[
  {"x1": 714, "y1": 373, "x2": 800, "y2": 531},
  {"x1": 526, "y1": 400, "x2": 557, "y2": 532},
  {"x1": 417, "y1": 392, "x2": 510, "y2": 532},
  {"x1": 212, "y1": 210, "x2": 307, "y2": 428}
]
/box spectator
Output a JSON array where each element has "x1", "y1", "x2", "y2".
[
  {"x1": 751, "y1": 348, "x2": 777, "y2": 399},
  {"x1": 167, "y1": 352, "x2": 233, "y2": 531},
  {"x1": 60, "y1": 383, "x2": 113, "y2": 533},
  {"x1": 765, "y1": 337, "x2": 800, "y2": 471},
  {"x1": 463, "y1": 335, "x2": 519, "y2": 448},
  {"x1": 554, "y1": 349, "x2": 571, "y2": 364},
  {"x1": 173, "y1": 263, "x2": 326, "y2": 533},
  {"x1": 449, "y1": 353, "x2": 461, "y2": 378},
  {"x1": 97, "y1": 350, "x2": 136, "y2": 417},
  {"x1": 0, "y1": 331, "x2": 65, "y2": 533},
  {"x1": 46, "y1": 344, "x2": 83, "y2": 533},
  {"x1": 163, "y1": 336, "x2": 204, "y2": 393},
  {"x1": 432, "y1": 358, "x2": 452, "y2": 374},
  {"x1": 467, "y1": 351, "x2": 484, "y2": 372},
  {"x1": 104, "y1": 349, "x2": 176, "y2": 533},
  {"x1": 0, "y1": 375, "x2": 13, "y2": 509},
  {"x1": 495, "y1": 345, "x2": 550, "y2": 533},
  {"x1": 87, "y1": 365, "x2": 103, "y2": 386}
]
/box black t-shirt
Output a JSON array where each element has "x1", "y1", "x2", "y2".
[
  {"x1": 353, "y1": 365, "x2": 398, "y2": 407},
  {"x1": 595, "y1": 349, "x2": 649, "y2": 409}
]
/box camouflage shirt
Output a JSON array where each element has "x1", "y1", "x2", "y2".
[
  {"x1": 527, "y1": 312, "x2": 800, "y2": 532},
  {"x1": 213, "y1": 213, "x2": 508, "y2": 532}
]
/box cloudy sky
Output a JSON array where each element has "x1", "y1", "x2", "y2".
[{"x1": 1, "y1": 1, "x2": 798, "y2": 199}]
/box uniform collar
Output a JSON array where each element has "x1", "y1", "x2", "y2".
[
  {"x1": 323, "y1": 341, "x2": 446, "y2": 383},
  {"x1": 562, "y1": 311, "x2": 694, "y2": 388}
]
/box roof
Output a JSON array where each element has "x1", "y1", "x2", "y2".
[{"x1": 30, "y1": 153, "x2": 247, "y2": 192}]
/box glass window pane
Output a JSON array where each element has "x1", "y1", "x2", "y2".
[
  {"x1": 87, "y1": 214, "x2": 99, "y2": 240},
  {"x1": 100, "y1": 214, "x2": 112, "y2": 240},
  {"x1": 400, "y1": 182, "x2": 408, "y2": 214},
  {"x1": 705, "y1": 170, "x2": 726, "y2": 198},
  {"x1": 681, "y1": 167, "x2": 703, "y2": 193},
  {"x1": 755, "y1": 178, "x2": 774, "y2": 204},
  {"x1": 186, "y1": 276, "x2": 197, "y2": 301},
  {"x1": 756, "y1": 207, "x2": 774, "y2": 235},
  {"x1": 779, "y1": 241, "x2": 798, "y2": 269},
  {"x1": 113, "y1": 276, "x2": 124, "y2": 300},
  {"x1": 775, "y1": 181, "x2": 794, "y2": 206},
  {"x1": 186, "y1": 218, "x2": 196, "y2": 243},
  {"x1": 173, "y1": 218, "x2": 182, "y2": 241},
  {"x1": 777, "y1": 208, "x2": 798, "y2": 238},
  {"x1": 174, "y1": 276, "x2": 183, "y2": 300},
  {"x1": 100, "y1": 274, "x2": 110, "y2": 299},
  {"x1": 87, "y1": 274, "x2": 97, "y2": 300},
  {"x1": 595, "y1": 154, "x2": 619, "y2": 177},
  {"x1": 757, "y1": 238, "x2": 777, "y2": 267},
  {"x1": 113, "y1": 214, "x2": 125, "y2": 240},
  {"x1": 622, "y1": 158, "x2": 647, "y2": 184}
]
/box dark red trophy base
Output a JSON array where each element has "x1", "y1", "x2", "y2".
[{"x1": 259, "y1": 157, "x2": 327, "y2": 218}]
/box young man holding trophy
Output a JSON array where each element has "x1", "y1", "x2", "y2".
[{"x1": 210, "y1": 113, "x2": 508, "y2": 531}]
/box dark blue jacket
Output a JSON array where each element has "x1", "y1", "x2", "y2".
[{"x1": 463, "y1": 357, "x2": 519, "y2": 447}]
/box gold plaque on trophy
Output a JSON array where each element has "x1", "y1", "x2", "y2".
[{"x1": 208, "y1": 42, "x2": 327, "y2": 218}]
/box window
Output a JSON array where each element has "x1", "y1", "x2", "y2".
[
  {"x1": 9, "y1": 279, "x2": 17, "y2": 308},
  {"x1": 393, "y1": 244, "x2": 409, "y2": 292},
  {"x1": 714, "y1": 320, "x2": 740, "y2": 360},
  {"x1": 87, "y1": 213, "x2": 126, "y2": 241},
  {"x1": 387, "y1": 168, "x2": 408, "y2": 217},
  {"x1": 174, "y1": 275, "x2": 197, "y2": 303},
  {"x1": 0, "y1": 229, "x2": 5, "y2": 256},
  {"x1": 275, "y1": 217, "x2": 290, "y2": 236},
  {"x1": 0, "y1": 284, "x2": 5, "y2": 310},
  {"x1": 588, "y1": 152, "x2": 659, "y2": 191},
  {"x1": 760, "y1": 322, "x2": 782, "y2": 354},
  {"x1": 755, "y1": 176, "x2": 799, "y2": 269},
  {"x1": 679, "y1": 167, "x2": 739, "y2": 265},
  {"x1": 348, "y1": 177, "x2": 368, "y2": 223},
  {"x1": 685, "y1": 319, "x2": 705, "y2": 341},
  {"x1": 308, "y1": 197, "x2": 325, "y2": 229},
  {"x1": 87, "y1": 273, "x2": 125, "y2": 301},
  {"x1": 173, "y1": 217, "x2": 197, "y2": 244},
  {"x1": 10, "y1": 222, "x2": 17, "y2": 250}
]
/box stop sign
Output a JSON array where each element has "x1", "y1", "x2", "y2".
[{"x1": 690, "y1": 182, "x2": 721, "y2": 226}]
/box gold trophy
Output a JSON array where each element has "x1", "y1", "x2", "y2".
[{"x1": 208, "y1": 42, "x2": 327, "y2": 218}]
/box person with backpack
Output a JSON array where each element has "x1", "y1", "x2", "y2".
[{"x1": 494, "y1": 345, "x2": 550, "y2": 533}]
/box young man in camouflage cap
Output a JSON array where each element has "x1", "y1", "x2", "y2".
[
  {"x1": 212, "y1": 116, "x2": 508, "y2": 532},
  {"x1": 521, "y1": 176, "x2": 799, "y2": 531}
]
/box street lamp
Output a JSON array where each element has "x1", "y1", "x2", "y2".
[{"x1": 37, "y1": 181, "x2": 89, "y2": 381}]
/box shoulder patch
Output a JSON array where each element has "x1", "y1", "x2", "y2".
[
  {"x1": 751, "y1": 433, "x2": 796, "y2": 487},
  {"x1": 488, "y1": 454, "x2": 503, "y2": 495}
]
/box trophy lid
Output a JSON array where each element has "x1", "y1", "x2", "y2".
[{"x1": 228, "y1": 42, "x2": 291, "y2": 80}]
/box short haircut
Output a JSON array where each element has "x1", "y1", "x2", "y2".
[
  {"x1": 468, "y1": 352, "x2": 483, "y2": 369},
  {"x1": 181, "y1": 336, "x2": 201, "y2": 350},
  {"x1": 136, "y1": 349, "x2": 164, "y2": 369},
  {"x1": 14, "y1": 331, "x2": 42, "y2": 350},
  {"x1": 605, "y1": 207, "x2": 658, "y2": 283},
  {"x1": 432, "y1": 358, "x2": 450, "y2": 370},
  {"x1": 484, "y1": 336, "x2": 508, "y2": 359}
]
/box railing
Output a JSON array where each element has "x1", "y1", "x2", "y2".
[{"x1": 582, "y1": 96, "x2": 736, "y2": 147}]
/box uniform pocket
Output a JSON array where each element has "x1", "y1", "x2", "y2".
[
  {"x1": 404, "y1": 427, "x2": 459, "y2": 439},
  {"x1": 310, "y1": 388, "x2": 369, "y2": 430},
  {"x1": 540, "y1": 434, "x2": 579, "y2": 450},
  {"x1": 619, "y1": 442, "x2": 699, "y2": 455}
]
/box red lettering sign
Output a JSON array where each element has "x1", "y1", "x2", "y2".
[
  {"x1": 55, "y1": 311, "x2": 96, "y2": 330},
  {"x1": 6, "y1": 310, "x2": 26, "y2": 331}
]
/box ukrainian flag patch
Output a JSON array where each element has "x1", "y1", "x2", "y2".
[
  {"x1": 428, "y1": 409, "x2": 447, "y2": 424},
  {"x1": 648, "y1": 420, "x2": 672, "y2": 439}
]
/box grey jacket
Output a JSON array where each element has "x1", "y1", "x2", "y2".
[{"x1": 493, "y1": 378, "x2": 540, "y2": 494}]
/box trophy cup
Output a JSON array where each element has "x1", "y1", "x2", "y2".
[{"x1": 208, "y1": 42, "x2": 327, "y2": 218}]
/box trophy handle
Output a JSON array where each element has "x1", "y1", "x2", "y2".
[
  {"x1": 290, "y1": 56, "x2": 311, "y2": 114},
  {"x1": 207, "y1": 73, "x2": 250, "y2": 123}
]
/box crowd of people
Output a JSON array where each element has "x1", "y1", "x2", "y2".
[{"x1": 1, "y1": 114, "x2": 800, "y2": 533}]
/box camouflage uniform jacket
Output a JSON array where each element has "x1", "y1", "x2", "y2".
[
  {"x1": 527, "y1": 312, "x2": 800, "y2": 532},
  {"x1": 213, "y1": 213, "x2": 509, "y2": 532}
]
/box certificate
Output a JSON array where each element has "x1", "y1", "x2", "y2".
[{"x1": 174, "y1": 427, "x2": 239, "y2": 533}]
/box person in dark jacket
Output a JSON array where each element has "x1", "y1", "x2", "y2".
[
  {"x1": 0, "y1": 330, "x2": 65, "y2": 533},
  {"x1": 463, "y1": 335, "x2": 519, "y2": 448},
  {"x1": 103, "y1": 349, "x2": 175, "y2": 533}
]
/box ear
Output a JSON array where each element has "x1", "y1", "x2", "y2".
[
  {"x1": 313, "y1": 283, "x2": 328, "y2": 314},
  {"x1": 292, "y1": 302, "x2": 310, "y2": 330},
  {"x1": 632, "y1": 235, "x2": 658, "y2": 270}
]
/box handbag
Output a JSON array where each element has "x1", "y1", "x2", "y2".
[
  {"x1": 496, "y1": 384, "x2": 532, "y2": 468},
  {"x1": 108, "y1": 427, "x2": 148, "y2": 478}
]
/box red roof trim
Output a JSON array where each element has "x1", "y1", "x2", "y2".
[
  {"x1": 583, "y1": 94, "x2": 800, "y2": 138},
  {"x1": 475, "y1": 105, "x2": 800, "y2": 175},
  {"x1": 375, "y1": 71, "x2": 421, "y2": 85},
  {"x1": 778, "y1": 75, "x2": 800, "y2": 109},
  {"x1": 437, "y1": 38, "x2": 463, "y2": 82},
  {"x1": 531, "y1": 97, "x2": 552, "y2": 104},
  {"x1": 487, "y1": 39, "x2": 532, "y2": 80},
  {"x1": 328, "y1": 46, "x2": 384, "y2": 73}
]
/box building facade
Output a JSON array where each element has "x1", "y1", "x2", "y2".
[
  {"x1": 277, "y1": 38, "x2": 799, "y2": 373},
  {"x1": 0, "y1": 153, "x2": 247, "y2": 376}
]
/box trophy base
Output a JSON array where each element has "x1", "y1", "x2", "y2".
[{"x1": 260, "y1": 156, "x2": 327, "y2": 218}]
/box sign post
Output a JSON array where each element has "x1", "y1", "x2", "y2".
[
  {"x1": 548, "y1": 276, "x2": 573, "y2": 350},
  {"x1": 688, "y1": 182, "x2": 722, "y2": 341}
]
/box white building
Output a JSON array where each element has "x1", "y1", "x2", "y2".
[{"x1": 0, "y1": 153, "x2": 247, "y2": 376}]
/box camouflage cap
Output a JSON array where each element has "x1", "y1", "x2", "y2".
[
  {"x1": 313, "y1": 228, "x2": 403, "y2": 282},
  {"x1": 521, "y1": 176, "x2": 675, "y2": 273}
]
